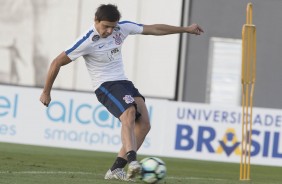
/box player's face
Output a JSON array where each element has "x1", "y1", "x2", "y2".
[{"x1": 95, "y1": 20, "x2": 118, "y2": 38}]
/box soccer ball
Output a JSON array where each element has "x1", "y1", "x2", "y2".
[{"x1": 139, "y1": 157, "x2": 166, "y2": 184}]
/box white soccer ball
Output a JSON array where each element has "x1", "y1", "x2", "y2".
[{"x1": 139, "y1": 157, "x2": 167, "y2": 184}]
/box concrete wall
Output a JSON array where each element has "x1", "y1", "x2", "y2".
[
  {"x1": 0, "y1": 0, "x2": 183, "y2": 99},
  {"x1": 183, "y1": 0, "x2": 282, "y2": 109}
]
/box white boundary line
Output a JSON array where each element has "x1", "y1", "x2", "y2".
[
  {"x1": 0, "y1": 171, "x2": 227, "y2": 181},
  {"x1": 166, "y1": 176, "x2": 227, "y2": 181},
  {"x1": 0, "y1": 171, "x2": 93, "y2": 175}
]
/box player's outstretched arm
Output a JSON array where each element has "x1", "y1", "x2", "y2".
[
  {"x1": 142, "y1": 23, "x2": 204, "y2": 36},
  {"x1": 40, "y1": 52, "x2": 72, "y2": 107}
]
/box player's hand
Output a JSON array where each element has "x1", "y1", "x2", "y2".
[
  {"x1": 187, "y1": 23, "x2": 204, "y2": 35},
  {"x1": 40, "y1": 92, "x2": 51, "y2": 107}
]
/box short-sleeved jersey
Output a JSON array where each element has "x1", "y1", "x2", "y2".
[{"x1": 65, "y1": 21, "x2": 143, "y2": 90}]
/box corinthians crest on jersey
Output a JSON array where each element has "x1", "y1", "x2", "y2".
[
  {"x1": 113, "y1": 33, "x2": 123, "y2": 45},
  {"x1": 123, "y1": 95, "x2": 135, "y2": 104}
]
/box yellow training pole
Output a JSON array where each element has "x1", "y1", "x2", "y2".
[{"x1": 240, "y1": 2, "x2": 256, "y2": 181}]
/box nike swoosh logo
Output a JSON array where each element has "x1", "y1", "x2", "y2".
[{"x1": 98, "y1": 45, "x2": 105, "y2": 49}]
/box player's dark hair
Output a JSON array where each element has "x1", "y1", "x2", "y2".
[{"x1": 95, "y1": 4, "x2": 121, "y2": 22}]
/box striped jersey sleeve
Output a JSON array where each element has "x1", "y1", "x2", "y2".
[
  {"x1": 118, "y1": 21, "x2": 143, "y2": 36},
  {"x1": 65, "y1": 29, "x2": 94, "y2": 61}
]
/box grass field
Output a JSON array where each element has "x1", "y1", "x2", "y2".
[{"x1": 0, "y1": 142, "x2": 281, "y2": 184}]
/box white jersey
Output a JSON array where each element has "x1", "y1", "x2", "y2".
[{"x1": 65, "y1": 21, "x2": 143, "y2": 90}]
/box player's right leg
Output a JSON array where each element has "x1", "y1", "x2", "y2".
[{"x1": 133, "y1": 97, "x2": 151, "y2": 151}]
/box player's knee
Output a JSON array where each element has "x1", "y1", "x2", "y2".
[
  {"x1": 120, "y1": 106, "x2": 136, "y2": 126},
  {"x1": 127, "y1": 105, "x2": 137, "y2": 117}
]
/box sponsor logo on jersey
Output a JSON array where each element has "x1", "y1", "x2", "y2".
[
  {"x1": 98, "y1": 44, "x2": 105, "y2": 49},
  {"x1": 113, "y1": 33, "x2": 122, "y2": 45},
  {"x1": 123, "y1": 95, "x2": 134, "y2": 104},
  {"x1": 92, "y1": 35, "x2": 100, "y2": 42},
  {"x1": 111, "y1": 48, "x2": 119, "y2": 54}
]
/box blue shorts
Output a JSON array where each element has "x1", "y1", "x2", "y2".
[{"x1": 95, "y1": 80, "x2": 145, "y2": 119}]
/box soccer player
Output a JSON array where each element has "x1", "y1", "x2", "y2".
[{"x1": 39, "y1": 4, "x2": 203, "y2": 181}]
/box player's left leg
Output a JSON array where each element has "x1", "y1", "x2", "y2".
[
  {"x1": 118, "y1": 105, "x2": 141, "y2": 179},
  {"x1": 115, "y1": 97, "x2": 150, "y2": 156},
  {"x1": 105, "y1": 106, "x2": 137, "y2": 181},
  {"x1": 116, "y1": 97, "x2": 150, "y2": 157},
  {"x1": 101, "y1": 81, "x2": 150, "y2": 180},
  {"x1": 106, "y1": 97, "x2": 150, "y2": 180},
  {"x1": 126, "y1": 97, "x2": 151, "y2": 179}
]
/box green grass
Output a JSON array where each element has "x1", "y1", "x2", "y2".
[{"x1": 0, "y1": 142, "x2": 281, "y2": 184}]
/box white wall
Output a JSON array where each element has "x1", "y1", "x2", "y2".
[
  {"x1": 132, "y1": 0, "x2": 182, "y2": 99},
  {"x1": 57, "y1": 0, "x2": 182, "y2": 98},
  {"x1": 0, "y1": 0, "x2": 182, "y2": 98}
]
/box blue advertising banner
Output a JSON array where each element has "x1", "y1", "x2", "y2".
[{"x1": 0, "y1": 84, "x2": 281, "y2": 167}]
